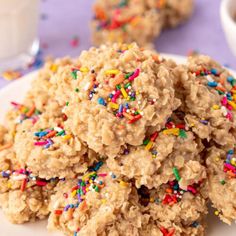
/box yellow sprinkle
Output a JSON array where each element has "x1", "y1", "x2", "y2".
[
  {"x1": 119, "y1": 181, "x2": 129, "y2": 187},
  {"x1": 231, "y1": 89, "x2": 236, "y2": 94},
  {"x1": 101, "y1": 199, "x2": 107, "y2": 204},
  {"x1": 162, "y1": 128, "x2": 180, "y2": 136},
  {"x1": 214, "y1": 210, "x2": 219, "y2": 216},
  {"x1": 228, "y1": 101, "x2": 236, "y2": 110},
  {"x1": 231, "y1": 160, "x2": 236, "y2": 166},
  {"x1": 50, "y1": 64, "x2": 58, "y2": 73},
  {"x1": 7, "y1": 182, "x2": 12, "y2": 188},
  {"x1": 233, "y1": 94, "x2": 236, "y2": 101},
  {"x1": 105, "y1": 69, "x2": 120, "y2": 75},
  {"x1": 71, "y1": 190, "x2": 77, "y2": 197},
  {"x1": 215, "y1": 157, "x2": 220, "y2": 162},
  {"x1": 108, "y1": 102, "x2": 119, "y2": 110},
  {"x1": 121, "y1": 88, "x2": 128, "y2": 98},
  {"x1": 80, "y1": 67, "x2": 89, "y2": 73},
  {"x1": 212, "y1": 105, "x2": 220, "y2": 110},
  {"x1": 150, "y1": 197, "x2": 154, "y2": 203},
  {"x1": 82, "y1": 171, "x2": 96, "y2": 181},
  {"x1": 63, "y1": 134, "x2": 72, "y2": 140},
  {"x1": 145, "y1": 141, "x2": 153, "y2": 151},
  {"x1": 127, "y1": 44, "x2": 134, "y2": 49}
]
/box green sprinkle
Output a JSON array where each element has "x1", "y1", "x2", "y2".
[
  {"x1": 217, "y1": 90, "x2": 224, "y2": 95},
  {"x1": 124, "y1": 83, "x2": 131, "y2": 88},
  {"x1": 35, "y1": 110, "x2": 41, "y2": 115},
  {"x1": 94, "y1": 185, "x2": 99, "y2": 192},
  {"x1": 75, "y1": 88, "x2": 79, "y2": 93},
  {"x1": 71, "y1": 71, "x2": 77, "y2": 80},
  {"x1": 56, "y1": 130, "x2": 65, "y2": 136},
  {"x1": 143, "y1": 138, "x2": 150, "y2": 145},
  {"x1": 179, "y1": 129, "x2": 187, "y2": 139},
  {"x1": 220, "y1": 180, "x2": 226, "y2": 185},
  {"x1": 125, "y1": 72, "x2": 133, "y2": 79},
  {"x1": 173, "y1": 167, "x2": 181, "y2": 181},
  {"x1": 66, "y1": 102, "x2": 69, "y2": 106},
  {"x1": 231, "y1": 80, "x2": 236, "y2": 86},
  {"x1": 116, "y1": 84, "x2": 121, "y2": 90}
]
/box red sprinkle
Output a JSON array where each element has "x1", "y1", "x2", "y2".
[
  {"x1": 128, "y1": 114, "x2": 142, "y2": 124},
  {"x1": 54, "y1": 210, "x2": 63, "y2": 215},
  {"x1": 150, "y1": 131, "x2": 158, "y2": 142},
  {"x1": 36, "y1": 180, "x2": 48, "y2": 186},
  {"x1": 20, "y1": 179, "x2": 27, "y2": 192}
]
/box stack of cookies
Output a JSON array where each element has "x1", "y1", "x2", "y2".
[{"x1": 0, "y1": 43, "x2": 236, "y2": 236}]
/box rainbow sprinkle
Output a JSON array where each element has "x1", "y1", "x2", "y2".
[
  {"x1": 11, "y1": 102, "x2": 41, "y2": 124},
  {"x1": 162, "y1": 180, "x2": 201, "y2": 206},
  {"x1": 223, "y1": 150, "x2": 236, "y2": 178},
  {"x1": 34, "y1": 126, "x2": 66, "y2": 149},
  {"x1": 143, "y1": 119, "x2": 187, "y2": 158},
  {"x1": 194, "y1": 68, "x2": 236, "y2": 121},
  {"x1": 1, "y1": 168, "x2": 58, "y2": 192}
]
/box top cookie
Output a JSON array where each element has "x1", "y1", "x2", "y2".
[{"x1": 52, "y1": 43, "x2": 179, "y2": 157}]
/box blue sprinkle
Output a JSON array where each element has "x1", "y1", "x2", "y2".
[
  {"x1": 97, "y1": 97, "x2": 106, "y2": 106},
  {"x1": 211, "y1": 68, "x2": 218, "y2": 75},
  {"x1": 200, "y1": 120, "x2": 208, "y2": 125},
  {"x1": 111, "y1": 173, "x2": 116, "y2": 179},
  {"x1": 118, "y1": 104, "x2": 123, "y2": 113},
  {"x1": 34, "y1": 131, "x2": 48, "y2": 137},
  {"x1": 125, "y1": 103, "x2": 129, "y2": 109},
  {"x1": 1, "y1": 171, "x2": 10, "y2": 178},
  {"x1": 74, "y1": 232, "x2": 77, "y2": 236},
  {"x1": 93, "y1": 161, "x2": 103, "y2": 171},
  {"x1": 191, "y1": 221, "x2": 199, "y2": 228},
  {"x1": 228, "y1": 150, "x2": 234, "y2": 154},
  {"x1": 227, "y1": 76, "x2": 234, "y2": 83},
  {"x1": 207, "y1": 81, "x2": 218, "y2": 87}
]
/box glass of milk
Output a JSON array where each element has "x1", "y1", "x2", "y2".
[{"x1": 0, "y1": 0, "x2": 40, "y2": 71}]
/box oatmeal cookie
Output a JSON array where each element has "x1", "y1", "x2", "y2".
[
  {"x1": 174, "y1": 55, "x2": 236, "y2": 149},
  {"x1": 107, "y1": 116, "x2": 205, "y2": 189},
  {"x1": 47, "y1": 162, "x2": 148, "y2": 236},
  {"x1": 206, "y1": 146, "x2": 236, "y2": 224},
  {"x1": 52, "y1": 43, "x2": 179, "y2": 157}
]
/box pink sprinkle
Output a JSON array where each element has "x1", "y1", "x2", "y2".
[
  {"x1": 221, "y1": 97, "x2": 228, "y2": 106},
  {"x1": 129, "y1": 68, "x2": 140, "y2": 82},
  {"x1": 111, "y1": 90, "x2": 121, "y2": 102},
  {"x1": 226, "y1": 112, "x2": 233, "y2": 120},
  {"x1": 187, "y1": 186, "x2": 197, "y2": 194},
  {"x1": 34, "y1": 141, "x2": 48, "y2": 146},
  {"x1": 98, "y1": 173, "x2": 107, "y2": 177},
  {"x1": 227, "y1": 104, "x2": 233, "y2": 111},
  {"x1": 224, "y1": 163, "x2": 236, "y2": 171}
]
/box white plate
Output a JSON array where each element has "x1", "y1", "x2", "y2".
[{"x1": 0, "y1": 54, "x2": 235, "y2": 236}]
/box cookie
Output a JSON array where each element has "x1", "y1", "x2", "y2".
[
  {"x1": 47, "y1": 162, "x2": 148, "y2": 236},
  {"x1": 173, "y1": 55, "x2": 236, "y2": 149},
  {"x1": 107, "y1": 114, "x2": 205, "y2": 189},
  {"x1": 0, "y1": 127, "x2": 58, "y2": 224},
  {"x1": 52, "y1": 43, "x2": 179, "y2": 157},
  {"x1": 91, "y1": 0, "x2": 163, "y2": 47},
  {"x1": 206, "y1": 146, "x2": 236, "y2": 224}
]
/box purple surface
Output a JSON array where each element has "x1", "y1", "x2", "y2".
[{"x1": 0, "y1": 0, "x2": 235, "y2": 89}]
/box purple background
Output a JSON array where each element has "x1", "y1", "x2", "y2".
[{"x1": 0, "y1": 0, "x2": 235, "y2": 88}]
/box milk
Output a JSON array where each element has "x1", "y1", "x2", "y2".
[{"x1": 0, "y1": 0, "x2": 39, "y2": 63}]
